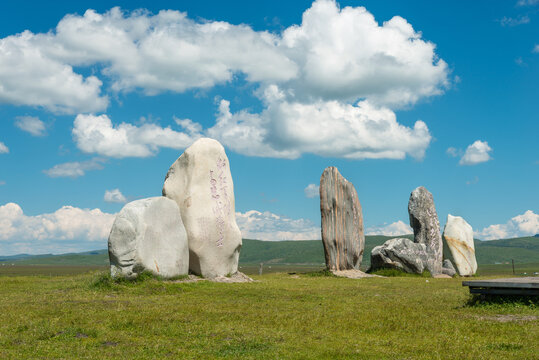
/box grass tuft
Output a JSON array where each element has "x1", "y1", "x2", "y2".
[
  {"x1": 89, "y1": 270, "x2": 188, "y2": 290},
  {"x1": 304, "y1": 269, "x2": 337, "y2": 277},
  {"x1": 369, "y1": 268, "x2": 431, "y2": 277}
]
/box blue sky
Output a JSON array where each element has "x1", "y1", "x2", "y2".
[{"x1": 0, "y1": 0, "x2": 537, "y2": 255}]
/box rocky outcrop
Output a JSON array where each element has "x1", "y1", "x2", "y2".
[
  {"x1": 108, "y1": 197, "x2": 189, "y2": 279},
  {"x1": 320, "y1": 167, "x2": 364, "y2": 271},
  {"x1": 163, "y1": 138, "x2": 242, "y2": 278},
  {"x1": 370, "y1": 238, "x2": 429, "y2": 274},
  {"x1": 442, "y1": 214, "x2": 477, "y2": 276},
  {"x1": 408, "y1": 186, "x2": 443, "y2": 275},
  {"x1": 442, "y1": 259, "x2": 457, "y2": 277}
]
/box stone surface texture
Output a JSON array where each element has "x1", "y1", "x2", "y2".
[
  {"x1": 370, "y1": 238, "x2": 429, "y2": 274},
  {"x1": 108, "y1": 197, "x2": 189, "y2": 279},
  {"x1": 442, "y1": 214, "x2": 477, "y2": 276},
  {"x1": 320, "y1": 166, "x2": 364, "y2": 271},
  {"x1": 163, "y1": 138, "x2": 242, "y2": 278},
  {"x1": 442, "y1": 259, "x2": 457, "y2": 277},
  {"x1": 408, "y1": 186, "x2": 443, "y2": 275}
]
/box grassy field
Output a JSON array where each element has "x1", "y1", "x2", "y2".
[{"x1": 0, "y1": 271, "x2": 537, "y2": 359}]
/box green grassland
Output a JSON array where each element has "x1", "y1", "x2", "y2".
[{"x1": 0, "y1": 271, "x2": 537, "y2": 359}]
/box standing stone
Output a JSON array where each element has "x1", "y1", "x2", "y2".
[
  {"x1": 370, "y1": 238, "x2": 429, "y2": 274},
  {"x1": 408, "y1": 186, "x2": 443, "y2": 276},
  {"x1": 108, "y1": 197, "x2": 189, "y2": 279},
  {"x1": 442, "y1": 214, "x2": 477, "y2": 276},
  {"x1": 320, "y1": 167, "x2": 364, "y2": 271},
  {"x1": 163, "y1": 138, "x2": 242, "y2": 279}
]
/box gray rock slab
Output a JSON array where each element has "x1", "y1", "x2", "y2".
[
  {"x1": 370, "y1": 238, "x2": 429, "y2": 274},
  {"x1": 320, "y1": 166, "x2": 364, "y2": 271},
  {"x1": 163, "y1": 138, "x2": 242, "y2": 279},
  {"x1": 108, "y1": 197, "x2": 189, "y2": 279},
  {"x1": 408, "y1": 186, "x2": 443, "y2": 275},
  {"x1": 442, "y1": 259, "x2": 457, "y2": 277}
]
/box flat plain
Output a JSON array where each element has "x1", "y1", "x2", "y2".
[{"x1": 0, "y1": 270, "x2": 537, "y2": 359}]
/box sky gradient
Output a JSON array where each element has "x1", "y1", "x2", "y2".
[{"x1": 0, "y1": 0, "x2": 538, "y2": 255}]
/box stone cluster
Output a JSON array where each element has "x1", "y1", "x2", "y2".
[
  {"x1": 369, "y1": 186, "x2": 477, "y2": 277},
  {"x1": 108, "y1": 138, "x2": 244, "y2": 280}
]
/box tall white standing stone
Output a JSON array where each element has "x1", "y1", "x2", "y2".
[
  {"x1": 108, "y1": 197, "x2": 189, "y2": 279},
  {"x1": 162, "y1": 138, "x2": 242, "y2": 278},
  {"x1": 442, "y1": 214, "x2": 477, "y2": 276}
]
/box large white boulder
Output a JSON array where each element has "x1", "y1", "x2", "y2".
[
  {"x1": 108, "y1": 197, "x2": 189, "y2": 279},
  {"x1": 442, "y1": 214, "x2": 477, "y2": 276},
  {"x1": 162, "y1": 138, "x2": 242, "y2": 278}
]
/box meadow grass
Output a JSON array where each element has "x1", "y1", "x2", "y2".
[{"x1": 0, "y1": 271, "x2": 537, "y2": 359}]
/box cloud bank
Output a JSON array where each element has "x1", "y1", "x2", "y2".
[
  {"x1": 366, "y1": 220, "x2": 413, "y2": 236},
  {"x1": 0, "y1": 202, "x2": 115, "y2": 255},
  {"x1": 475, "y1": 210, "x2": 539, "y2": 240},
  {"x1": 236, "y1": 210, "x2": 321, "y2": 241},
  {"x1": 1, "y1": 0, "x2": 448, "y2": 160}
]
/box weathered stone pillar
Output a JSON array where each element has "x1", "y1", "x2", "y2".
[
  {"x1": 320, "y1": 167, "x2": 364, "y2": 270},
  {"x1": 408, "y1": 186, "x2": 443, "y2": 275}
]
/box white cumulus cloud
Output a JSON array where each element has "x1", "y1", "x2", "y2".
[
  {"x1": 207, "y1": 93, "x2": 432, "y2": 160},
  {"x1": 366, "y1": 220, "x2": 413, "y2": 236},
  {"x1": 104, "y1": 189, "x2": 127, "y2": 203},
  {"x1": 304, "y1": 184, "x2": 320, "y2": 198},
  {"x1": 14, "y1": 116, "x2": 47, "y2": 136},
  {"x1": 0, "y1": 142, "x2": 8, "y2": 154},
  {"x1": 0, "y1": 202, "x2": 115, "y2": 255},
  {"x1": 475, "y1": 210, "x2": 539, "y2": 240},
  {"x1": 73, "y1": 114, "x2": 201, "y2": 158},
  {"x1": 0, "y1": 31, "x2": 108, "y2": 113},
  {"x1": 44, "y1": 158, "x2": 106, "y2": 178},
  {"x1": 459, "y1": 140, "x2": 492, "y2": 166},
  {"x1": 533, "y1": 44, "x2": 539, "y2": 53},
  {"x1": 236, "y1": 210, "x2": 320, "y2": 241},
  {"x1": 279, "y1": 0, "x2": 448, "y2": 107}
]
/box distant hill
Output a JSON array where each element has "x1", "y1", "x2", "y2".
[
  {"x1": 1, "y1": 249, "x2": 109, "y2": 266},
  {"x1": 1, "y1": 235, "x2": 537, "y2": 267},
  {"x1": 474, "y1": 236, "x2": 539, "y2": 264}
]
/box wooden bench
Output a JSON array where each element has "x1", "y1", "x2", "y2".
[{"x1": 462, "y1": 277, "x2": 539, "y2": 296}]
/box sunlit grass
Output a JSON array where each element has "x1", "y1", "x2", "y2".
[{"x1": 0, "y1": 271, "x2": 537, "y2": 359}]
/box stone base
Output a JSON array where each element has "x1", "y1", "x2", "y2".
[
  {"x1": 331, "y1": 269, "x2": 383, "y2": 279},
  {"x1": 173, "y1": 272, "x2": 254, "y2": 283}
]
